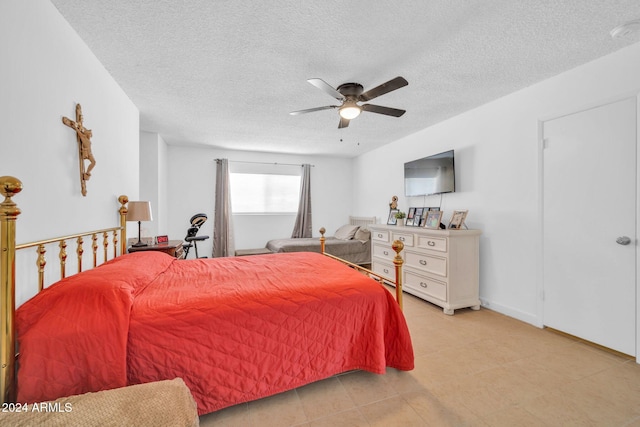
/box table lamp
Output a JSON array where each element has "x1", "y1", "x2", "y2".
[{"x1": 128, "y1": 201, "x2": 153, "y2": 247}]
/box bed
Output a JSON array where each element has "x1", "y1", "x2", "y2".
[
  {"x1": 0, "y1": 177, "x2": 412, "y2": 415},
  {"x1": 266, "y1": 216, "x2": 375, "y2": 265}
]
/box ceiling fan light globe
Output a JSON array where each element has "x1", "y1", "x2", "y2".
[{"x1": 339, "y1": 105, "x2": 361, "y2": 120}]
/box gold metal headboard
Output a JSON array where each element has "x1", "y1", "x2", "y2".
[{"x1": 0, "y1": 176, "x2": 129, "y2": 405}]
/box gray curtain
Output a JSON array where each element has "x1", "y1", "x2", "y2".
[
  {"x1": 213, "y1": 159, "x2": 235, "y2": 257},
  {"x1": 291, "y1": 164, "x2": 312, "y2": 238}
]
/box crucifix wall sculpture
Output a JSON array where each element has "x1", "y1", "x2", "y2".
[{"x1": 62, "y1": 103, "x2": 96, "y2": 196}]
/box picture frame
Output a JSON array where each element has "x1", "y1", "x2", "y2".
[
  {"x1": 406, "y1": 217, "x2": 415, "y2": 226},
  {"x1": 419, "y1": 215, "x2": 427, "y2": 227},
  {"x1": 387, "y1": 209, "x2": 399, "y2": 225},
  {"x1": 413, "y1": 214, "x2": 422, "y2": 227},
  {"x1": 414, "y1": 207, "x2": 424, "y2": 218},
  {"x1": 448, "y1": 210, "x2": 468, "y2": 229},
  {"x1": 425, "y1": 210, "x2": 443, "y2": 229},
  {"x1": 407, "y1": 207, "x2": 416, "y2": 220},
  {"x1": 428, "y1": 207, "x2": 440, "y2": 211}
]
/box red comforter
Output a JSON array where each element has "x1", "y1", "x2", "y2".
[{"x1": 16, "y1": 251, "x2": 414, "y2": 414}]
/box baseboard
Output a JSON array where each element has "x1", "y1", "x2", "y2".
[{"x1": 479, "y1": 297, "x2": 542, "y2": 328}]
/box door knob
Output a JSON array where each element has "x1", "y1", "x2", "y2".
[{"x1": 616, "y1": 236, "x2": 632, "y2": 245}]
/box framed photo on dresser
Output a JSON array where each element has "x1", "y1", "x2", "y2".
[
  {"x1": 411, "y1": 208, "x2": 424, "y2": 227},
  {"x1": 387, "y1": 209, "x2": 399, "y2": 225},
  {"x1": 407, "y1": 207, "x2": 416, "y2": 220},
  {"x1": 425, "y1": 210, "x2": 443, "y2": 229},
  {"x1": 448, "y1": 210, "x2": 468, "y2": 229}
]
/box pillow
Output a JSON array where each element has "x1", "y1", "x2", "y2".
[
  {"x1": 334, "y1": 224, "x2": 360, "y2": 240},
  {"x1": 354, "y1": 228, "x2": 371, "y2": 242}
]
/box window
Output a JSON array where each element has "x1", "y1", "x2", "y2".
[{"x1": 230, "y1": 172, "x2": 300, "y2": 214}]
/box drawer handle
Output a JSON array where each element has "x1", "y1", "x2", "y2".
[
  {"x1": 419, "y1": 259, "x2": 427, "y2": 266},
  {"x1": 399, "y1": 236, "x2": 405, "y2": 241},
  {"x1": 427, "y1": 241, "x2": 435, "y2": 247},
  {"x1": 383, "y1": 250, "x2": 389, "y2": 256},
  {"x1": 420, "y1": 282, "x2": 428, "y2": 288},
  {"x1": 377, "y1": 233, "x2": 383, "y2": 238},
  {"x1": 383, "y1": 268, "x2": 389, "y2": 274}
]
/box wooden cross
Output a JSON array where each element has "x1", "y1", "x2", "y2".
[{"x1": 62, "y1": 104, "x2": 96, "y2": 196}]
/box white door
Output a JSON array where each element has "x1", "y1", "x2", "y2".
[{"x1": 542, "y1": 97, "x2": 636, "y2": 356}]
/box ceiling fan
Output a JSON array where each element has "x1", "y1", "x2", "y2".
[{"x1": 289, "y1": 76, "x2": 408, "y2": 128}]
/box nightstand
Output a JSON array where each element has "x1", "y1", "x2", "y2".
[{"x1": 128, "y1": 240, "x2": 184, "y2": 259}]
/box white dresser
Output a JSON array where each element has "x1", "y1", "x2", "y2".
[{"x1": 369, "y1": 224, "x2": 481, "y2": 315}]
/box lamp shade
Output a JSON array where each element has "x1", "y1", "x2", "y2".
[{"x1": 127, "y1": 201, "x2": 153, "y2": 222}]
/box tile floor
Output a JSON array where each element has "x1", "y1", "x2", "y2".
[{"x1": 200, "y1": 290, "x2": 640, "y2": 426}]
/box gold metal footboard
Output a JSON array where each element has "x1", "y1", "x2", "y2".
[
  {"x1": 0, "y1": 176, "x2": 128, "y2": 405},
  {"x1": 319, "y1": 227, "x2": 404, "y2": 310}
]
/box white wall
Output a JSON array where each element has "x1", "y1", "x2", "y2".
[
  {"x1": 140, "y1": 131, "x2": 169, "y2": 237},
  {"x1": 165, "y1": 144, "x2": 354, "y2": 256},
  {"x1": 0, "y1": 1, "x2": 140, "y2": 305},
  {"x1": 353, "y1": 42, "x2": 640, "y2": 326}
]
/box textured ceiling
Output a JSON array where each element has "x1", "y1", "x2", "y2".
[{"x1": 51, "y1": 1, "x2": 640, "y2": 157}]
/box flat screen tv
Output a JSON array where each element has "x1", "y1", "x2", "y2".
[{"x1": 404, "y1": 150, "x2": 455, "y2": 197}]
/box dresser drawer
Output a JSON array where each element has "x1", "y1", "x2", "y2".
[
  {"x1": 392, "y1": 232, "x2": 414, "y2": 247},
  {"x1": 372, "y1": 229, "x2": 390, "y2": 242},
  {"x1": 405, "y1": 271, "x2": 447, "y2": 301},
  {"x1": 405, "y1": 251, "x2": 447, "y2": 277},
  {"x1": 372, "y1": 243, "x2": 396, "y2": 261},
  {"x1": 371, "y1": 261, "x2": 395, "y2": 280},
  {"x1": 416, "y1": 235, "x2": 447, "y2": 253}
]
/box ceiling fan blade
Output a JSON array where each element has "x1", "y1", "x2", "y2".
[
  {"x1": 361, "y1": 104, "x2": 406, "y2": 117},
  {"x1": 289, "y1": 105, "x2": 338, "y2": 115},
  {"x1": 338, "y1": 117, "x2": 350, "y2": 129},
  {"x1": 359, "y1": 76, "x2": 408, "y2": 102},
  {"x1": 307, "y1": 78, "x2": 345, "y2": 101}
]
